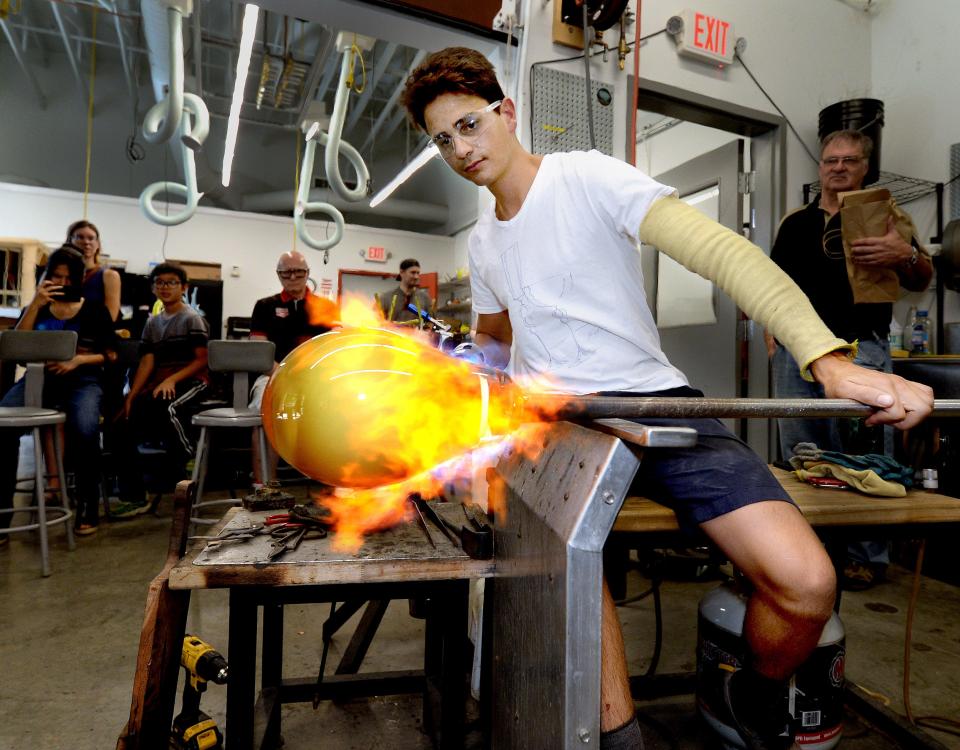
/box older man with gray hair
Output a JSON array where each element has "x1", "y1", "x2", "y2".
[{"x1": 248, "y1": 250, "x2": 337, "y2": 480}]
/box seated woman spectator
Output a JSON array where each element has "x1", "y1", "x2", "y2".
[
  {"x1": 66, "y1": 220, "x2": 122, "y2": 322},
  {"x1": 0, "y1": 246, "x2": 116, "y2": 537}
]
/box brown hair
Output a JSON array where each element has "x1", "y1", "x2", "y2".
[
  {"x1": 65, "y1": 220, "x2": 102, "y2": 262},
  {"x1": 401, "y1": 47, "x2": 505, "y2": 131},
  {"x1": 820, "y1": 129, "x2": 874, "y2": 161}
]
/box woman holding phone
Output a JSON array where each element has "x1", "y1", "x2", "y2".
[
  {"x1": 0, "y1": 246, "x2": 116, "y2": 537},
  {"x1": 66, "y1": 220, "x2": 122, "y2": 322}
]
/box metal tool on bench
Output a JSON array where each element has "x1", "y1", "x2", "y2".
[
  {"x1": 408, "y1": 494, "x2": 436, "y2": 548},
  {"x1": 264, "y1": 505, "x2": 331, "y2": 561},
  {"x1": 188, "y1": 523, "x2": 265, "y2": 552},
  {"x1": 410, "y1": 494, "x2": 461, "y2": 549}
]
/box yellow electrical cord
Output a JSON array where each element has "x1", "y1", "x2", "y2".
[
  {"x1": 82, "y1": 6, "x2": 98, "y2": 220},
  {"x1": 344, "y1": 35, "x2": 366, "y2": 94},
  {"x1": 901, "y1": 539, "x2": 960, "y2": 737}
]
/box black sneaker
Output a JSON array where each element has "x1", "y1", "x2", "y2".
[
  {"x1": 722, "y1": 669, "x2": 799, "y2": 750},
  {"x1": 110, "y1": 499, "x2": 151, "y2": 518}
]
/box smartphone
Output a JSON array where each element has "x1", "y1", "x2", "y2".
[{"x1": 57, "y1": 285, "x2": 82, "y2": 302}]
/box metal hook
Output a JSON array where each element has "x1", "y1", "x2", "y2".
[
  {"x1": 141, "y1": 6, "x2": 186, "y2": 146},
  {"x1": 139, "y1": 98, "x2": 207, "y2": 227},
  {"x1": 323, "y1": 49, "x2": 370, "y2": 203},
  {"x1": 294, "y1": 132, "x2": 346, "y2": 255}
]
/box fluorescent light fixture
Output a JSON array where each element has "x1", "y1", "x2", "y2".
[
  {"x1": 369, "y1": 142, "x2": 439, "y2": 208},
  {"x1": 221, "y1": 3, "x2": 260, "y2": 187}
]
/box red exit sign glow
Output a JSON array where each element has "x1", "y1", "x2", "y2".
[
  {"x1": 366, "y1": 246, "x2": 387, "y2": 263},
  {"x1": 677, "y1": 10, "x2": 736, "y2": 66}
]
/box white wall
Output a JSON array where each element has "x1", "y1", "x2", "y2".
[
  {"x1": 515, "y1": 0, "x2": 871, "y2": 198},
  {"x1": 870, "y1": 1, "x2": 960, "y2": 331},
  {"x1": 0, "y1": 182, "x2": 457, "y2": 335}
]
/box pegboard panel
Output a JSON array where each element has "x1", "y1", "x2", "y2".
[{"x1": 531, "y1": 65, "x2": 614, "y2": 156}]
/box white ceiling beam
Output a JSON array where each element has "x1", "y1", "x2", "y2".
[
  {"x1": 345, "y1": 40, "x2": 397, "y2": 133},
  {"x1": 49, "y1": 3, "x2": 88, "y2": 104},
  {"x1": 360, "y1": 49, "x2": 423, "y2": 153},
  {"x1": 0, "y1": 18, "x2": 47, "y2": 108}
]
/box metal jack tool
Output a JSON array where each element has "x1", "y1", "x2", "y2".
[
  {"x1": 411, "y1": 494, "x2": 462, "y2": 549},
  {"x1": 408, "y1": 494, "x2": 436, "y2": 548}
]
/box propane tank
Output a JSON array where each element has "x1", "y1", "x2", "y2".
[{"x1": 697, "y1": 582, "x2": 845, "y2": 750}]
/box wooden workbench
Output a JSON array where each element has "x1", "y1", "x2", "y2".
[
  {"x1": 169, "y1": 505, "x2": 495, "y2": 590},
  {"x1": 613, "y1": 466, "x2": 960, "y2": 534},
  {"x1": 165, "y1": 503, "x2": 492, "y2": 750}
]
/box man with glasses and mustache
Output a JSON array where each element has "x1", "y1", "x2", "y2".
[
  {"x1": 402, "y1": 49, "x2": 933, "y2": 750},
  {"x1": 768, "y1": 130, "x2": 932, "y2": 592},
  {"x1": 248, "y1": 251, "x2": 336, "y2": 481}
]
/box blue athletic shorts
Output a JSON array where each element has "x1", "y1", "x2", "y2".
[{"x1": 600, "y1": 387, "x2": 794, "y2": 533}]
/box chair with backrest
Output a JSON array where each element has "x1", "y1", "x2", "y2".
[
  {"x1": 0, "y1": 329, "x2": 78, "y2": 576},
  {"x1": 190, "y1": 339, "x2": 275, "y2": 525},
  {"x1": 99, "y1": 337, "x2": 144, "y2": 518}
]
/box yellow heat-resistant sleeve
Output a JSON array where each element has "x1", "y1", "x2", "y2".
[{"x1": 639, "y1": 195, "x2": 856, "y2": 381}]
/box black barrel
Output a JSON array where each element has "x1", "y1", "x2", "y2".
[{"x1": 818, "y1": 98, "x2": 884, "y2": 185}]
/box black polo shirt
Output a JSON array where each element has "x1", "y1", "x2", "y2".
[
  {"x1": 770, "y1": 196, "x2": 911, "y2": 343},
  {"x1": 250, "y1": 290, "x2": 333, "y2": 362}
]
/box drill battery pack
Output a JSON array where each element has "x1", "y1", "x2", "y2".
[{"x1": 171, "y1": 710, "x2": 223, "y2": 750}]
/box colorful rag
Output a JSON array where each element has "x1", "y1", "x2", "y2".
[{"x1": 789, "y1": 442, "x2": 914, "y2": 487}]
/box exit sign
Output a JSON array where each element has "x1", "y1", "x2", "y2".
[
  {"x1": 676, "y1": 9, "x2": 735, "y2": 66},
  {"x1": 366, "y1": 246, "x2": 387, "y2": 263}
]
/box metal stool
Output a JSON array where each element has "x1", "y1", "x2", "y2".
[
  {"x1": 190, "y1": 339, "x2": 275, "y2": 526},
  {"x1": 0, "y1": 330, "x2": 78, "y2": 576}
]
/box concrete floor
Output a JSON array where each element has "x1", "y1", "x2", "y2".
[{"x1": 3, "y1": 484, "x2": 960, "y2": 750}]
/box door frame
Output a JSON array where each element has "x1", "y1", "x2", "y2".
[{"x1": 628, "y1": 77, "x2": 788, "y2": 460}]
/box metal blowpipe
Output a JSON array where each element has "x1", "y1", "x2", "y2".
[{"x1": 524, "y1": 396, "x2": 960, "y2": 421}]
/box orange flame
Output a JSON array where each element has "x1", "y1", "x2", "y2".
[
  {"x1": 304, "y1": 293, "x2": 340, "y2": 328},
  {"x1": 261, "y1": 308, "x2": 571, "y2": 548}
]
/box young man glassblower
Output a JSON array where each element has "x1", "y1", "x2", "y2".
[{"x1": 401, "y1": 48, "x2": 933, "y2": 750}]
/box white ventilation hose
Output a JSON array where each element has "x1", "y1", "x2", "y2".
[
  {"x1": 323, "y1": 49, "x2": 370, "y2": 202},
  {"x1": 139, "y1": 99, "x2": 206, "y2": 226},
  {"x1": 294, "y1": 135, "x2": 346, "y2": 253},
  {"x1": 141, "y1": 6, "x2": 184, "y2": 145}
]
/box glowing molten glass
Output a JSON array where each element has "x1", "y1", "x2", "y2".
[{"x1": 261, "y1": 326, "x2": 521, "y2": 488}]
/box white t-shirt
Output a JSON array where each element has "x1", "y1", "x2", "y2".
[{"x1": 469, "y1": 150, "x2": 687, "y2": 395}]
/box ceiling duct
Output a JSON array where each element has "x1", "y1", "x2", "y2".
[{"x1": 242, "y1": 187, "x2": 448, "y2": 224}]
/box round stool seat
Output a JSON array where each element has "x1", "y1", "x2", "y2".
[
  {"x1": 193, "y1": 408, "x2": 262, "y2": 428},
  {"x1": 0, "y1": 407, "x2": 68, "y2": 428}
]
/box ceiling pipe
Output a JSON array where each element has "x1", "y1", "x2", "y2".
[
  {"x1": 243, "y1": 187, "x2": 448, "y2": 224},
  {"x1": 191, "y1": 0, "x2": 203, "y2": 98},
  {"x1": 295, "y1": 28, "x2": 334, "y2": 126},
  {"x1": 141, "y1": 2, "x2": 185, "y2": 144},
  {"x1": 0, "y1": 19, "x2": 47, "y2": 108},
  {"x1": 1, "y1": 22, "x2": 148, "y2": 54},
  {"x1": 49, "y1": 3, "x2": 87, "y2": 104},
  {"x1": 344, "y1": 41, "x2": 397, "y2": 132},
  {"x1": 97, "y1": 0, "x2": 135, "y2": 97},
  {"x1": 322, "y1": 36, "x2": 371, "y2": 202},
  {"x1": 361, "y1": 50, "x2": 424, "y2": 152}
]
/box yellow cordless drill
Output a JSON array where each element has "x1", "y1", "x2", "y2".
[{"x1": 171, "y1": 634, "x2": 229, "y2": 750}]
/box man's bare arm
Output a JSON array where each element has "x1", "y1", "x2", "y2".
[{"x1": 474, "y1": 311, "x2": 512, "y2": 369}]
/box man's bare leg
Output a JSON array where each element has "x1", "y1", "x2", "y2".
[
  {"x1": 701, "y1": 499, "x2": 835, "y2": 749},
  {"x1": 701, "y1": 500, "x2": 836, "y2": 679}
]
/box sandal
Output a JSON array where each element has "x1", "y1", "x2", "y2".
[
  {"x1": 75, "y1": 524, "x2": 99, "y2": 536},
  {"x1": 842, "y1": 561, "x2": 879, "y2": 591}
]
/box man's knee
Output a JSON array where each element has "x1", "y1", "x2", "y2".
[{"x1": 772, "y1": 552, "x2": 836, "y2": 623}]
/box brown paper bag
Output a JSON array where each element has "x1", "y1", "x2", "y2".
[{"x1": 838, "y1": 188, "x2": 910, "y2": 303}]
